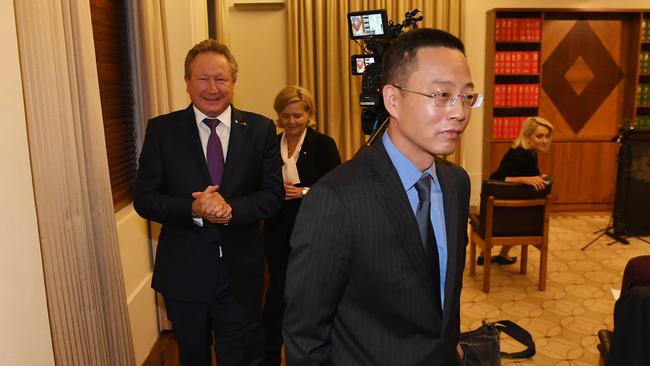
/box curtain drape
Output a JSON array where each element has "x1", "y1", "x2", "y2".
[
  {"x1": 14, "y1": 0, "x2": 135, "y2": 363},
  {"x1": 286, "y1": 0, "x2": 463, "y2": 162}
]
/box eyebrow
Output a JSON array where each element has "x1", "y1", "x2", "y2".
[{"x1": 431, "y1": 79, "x2": 475, "y2": 89}]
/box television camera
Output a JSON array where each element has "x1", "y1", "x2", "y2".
[{"x1": 347, "y1": 9, "x2": 423, "y2": 135}]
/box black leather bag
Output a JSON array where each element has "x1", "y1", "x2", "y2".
[{"x1": 460, "y1": 320, "x2": 535, "y2": 366}]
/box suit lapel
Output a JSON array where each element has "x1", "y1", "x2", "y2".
[
  {"x1": 296, "y1": 127, "x2": 314, "y2": 172},
  {"x1": 368, "y1": 142, "x2": 437, "y2": 305},
  {"x1": 178, "y1": 105, "x2": 212, "y2": 185},
  {"x1": 220, "y1": 107, "x2": 247, "y2": 197},
  {"x1": 436, "y1": 160, "x2": 459, "y2": 321}
]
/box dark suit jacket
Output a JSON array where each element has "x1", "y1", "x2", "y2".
[
  {"x1": 621, "y1": 255, "x2": 650, "y2": 292},
  {"x1": 134, "y1": 105, "x2": 284, "y2": 308},
  {"x1": 283, "y1": 140, "x2": 470, "y2": 365},
  {"x1": 608, "y1": 286, "x2": 650, "y2": 366},
  {"x1": 264, "y1": 127, "x2": 341, "y2": 250}
]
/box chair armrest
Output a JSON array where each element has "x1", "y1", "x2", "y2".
[
  {"x1": 469, "y1": 212, "x2": 480, "y2": 232},
  {"x1": 597, "y1": 329, "x2": 613, "y2": 361},
  {"x1": 493, "y1": 198, "x2": 547, "y2": 208}
]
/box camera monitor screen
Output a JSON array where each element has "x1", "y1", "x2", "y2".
[
  {"x1": 351, "y1": 55, "x2": 376, "y2": 75},
  {"x1": 348, "y1": 10, "x2": 389, "y2": 40}
]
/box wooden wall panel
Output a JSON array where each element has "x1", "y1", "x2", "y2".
[
  {"x1": 490, "y1": 140, "x2": 617, "y2": 210},
  {"x1": 541, "y1": 141, "x2": 617, "y2": 205}
]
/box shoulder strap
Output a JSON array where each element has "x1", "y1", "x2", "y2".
[{"x1": 495, "y1": 320, "x2": 536, "y2": 359}]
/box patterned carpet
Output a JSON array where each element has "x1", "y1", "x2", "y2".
[{"x1": 461, "y1": 214, "x2": 650, "y2": 365}]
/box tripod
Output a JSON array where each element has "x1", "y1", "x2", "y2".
[
  {"x1": 582, "y1": 218, "x2": 650, "y2": 250},
  {"x1": 582, "y1": 217, "x2": 629, "y2": 251},
  {"x1": 582, "y1": 127, "x2": 650, "y2": 250}
]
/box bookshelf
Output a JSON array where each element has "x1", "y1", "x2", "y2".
[
  {"x1": 484, "y1": 9, "x2": 650, "y2": 211},
  {"x1": 637, "y1": 13, "x2": 650, "y2": 130}
]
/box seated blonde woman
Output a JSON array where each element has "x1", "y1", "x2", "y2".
[{"x1": 478, "y1": 116, "x2": 553, "y2": 265}]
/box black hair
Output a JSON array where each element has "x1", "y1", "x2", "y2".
[{"x1": 381, "y1": 28, "x2": 465, "y2": 87}]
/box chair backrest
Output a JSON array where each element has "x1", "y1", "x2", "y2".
[{"x1": 477, "y1": 180, "x2": 551, "y2": 238}]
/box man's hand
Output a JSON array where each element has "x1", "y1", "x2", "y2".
[{"x1": 192, "y1": 185, "x2": 232, "y2": 224}]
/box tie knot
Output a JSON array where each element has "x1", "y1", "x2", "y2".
[
  {"x1": 203, "y1": 118, "x2": 220, "y2": 131},
  {"x1": 414, "y1": 173, "x2": 432, "y2": 202}
]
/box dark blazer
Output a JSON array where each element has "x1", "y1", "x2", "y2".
[
  {"x1": 283, "y1": 140, "x2": 470, "y2": 365},
  {"x1": 608, "y1": 286, "x2": 650, "y2": 366},
  {"x1": 134, "y1": 105, "x2": 284, "y2": 308},
  {"x1": 489, "y1": 147, "x2": 540, "y2": 180},
  {"x1": 264, "y1": 127, "x2": 341, "y2": 238}
]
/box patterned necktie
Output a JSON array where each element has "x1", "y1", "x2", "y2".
[
  {"x1": 415, "y1": 172, "x2": 442, "y2": 310},
  {"x1": 203, "y1": 118, "x2": 225, "y2": 185}
]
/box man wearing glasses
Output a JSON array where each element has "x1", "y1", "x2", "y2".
[{"x1": 284, "y1": 28, "x2": 481, "y2": 365}]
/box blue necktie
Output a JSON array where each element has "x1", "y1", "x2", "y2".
[
  {"x1": 415, "y1": 173, "x2": 442, "y2": 311},
  {"x1": 202, "y1": 118, "x2": 225, "y2": 185}
]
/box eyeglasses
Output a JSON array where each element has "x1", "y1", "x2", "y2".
[{"x1": 392, "y1": 85, "x2": 484, "y2": 109}]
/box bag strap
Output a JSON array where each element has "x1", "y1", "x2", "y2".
[{"x1": 495, "y1": 320, "x2": 536, "y2": 359}]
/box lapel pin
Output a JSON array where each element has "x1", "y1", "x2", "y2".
[{"x1": 234, "y1": 120, "x2": 248, "y2": 127}]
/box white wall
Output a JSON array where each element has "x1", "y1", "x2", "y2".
[
  {"x1": 226, "y1": 0, "x2": 288, "y2": 119},
  {"x1": 115, "y1": 205, "x2": 158, "y2": 365},
  {"x1": 0, "y1": 1, "x2": 55, "y2": 364},
  {"x1": 162, "y1": 0, "x2": 209, "y2": 109},
  {"x1": 462, "y1": 0, "x2": 650, "y2": 205}
]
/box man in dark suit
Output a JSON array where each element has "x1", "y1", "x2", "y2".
[
  {"x1": 283, "y1": 28, "x2": 482, "y2": 365},
  {"x1": 134, "y1": 40, "x2": 283, "y2": 366}
]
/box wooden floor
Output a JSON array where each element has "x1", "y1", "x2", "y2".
[
  {"x1": 142, "y1": 330, "x2": 217, "y2": 366},
  {"x1": 141, "y1": 330, "x2": 184, "y2": 366},
  {"x1": 142, "y1": 331, "x2": 288, "y2": 366}
]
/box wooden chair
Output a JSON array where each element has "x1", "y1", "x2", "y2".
[{"x1": 468, "y1": 180, "x2": 552, "y2": 292}]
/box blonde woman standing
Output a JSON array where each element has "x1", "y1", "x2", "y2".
[{"x1": 262, "y1": 86, "x2": 341, "y2": 366}]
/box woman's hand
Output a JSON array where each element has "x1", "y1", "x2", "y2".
[
  {"x1": 284, "y1": 181, "x2": 306, "y2": 200},
  {"x1": 506, "y1": 175, "x2": 549, "y2": 191},
  {"x1": 523, "y1": 175, "x2": 549, "y2": 191}
]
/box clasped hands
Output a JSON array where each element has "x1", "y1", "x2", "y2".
[{"x1": 192, "y1": 185, "x2": 232, "y2": 224}]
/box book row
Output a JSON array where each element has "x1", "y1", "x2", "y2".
[
  {"x1": 638, "y1": 84, "x2": 650, "y2": 106},
  {"x1": 495, "y1": 18, "x2": 541, "y2": 42},
  {"x1": 493, "y1": 84, "x2": 539, "y2": 108},
  {"x1": 640, "y1": 52, "x2": 650, "y2": 74},
  {"x1": 494, "y1": 51, "x2": 540, "y2": 75},
  {"x1": 642, "y1": 19, "x2": 650, "y2": 42},
  {"x1": 636, "y1": 115, "x2": 650, "y2": 130},
  {"x1": 491, "y1": 117, "x2": 527, "y2": 139}
]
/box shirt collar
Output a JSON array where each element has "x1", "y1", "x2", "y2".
[
  {"x1": 193, "y1": 105, "x2": 232, "y2": 129},
  {"x1": 381, "y1": 131, "x2": 437, "y2": 190}
]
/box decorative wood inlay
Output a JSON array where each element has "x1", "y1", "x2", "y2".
[
  {"x1": 564, "y1": 56, "x2": 594, "y2": 95},
  {"x1": 542, "y1": 20, "x2": 624, "y2": 134}
]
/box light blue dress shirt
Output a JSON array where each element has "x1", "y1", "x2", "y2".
[{"x1": 382, "y1": 133, "x2": 448, "y2": 307}]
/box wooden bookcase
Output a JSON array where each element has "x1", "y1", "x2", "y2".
[
  {"x1": 483, "y1": 9, "x2": 650, "y2": 211},
  {"x1": 638, "y1": 13, "x2": 650, "y2": 129}
]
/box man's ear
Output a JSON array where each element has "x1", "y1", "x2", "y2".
[{"x1": 382, "y1": 84, "x2": 400, "y2": 119}]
